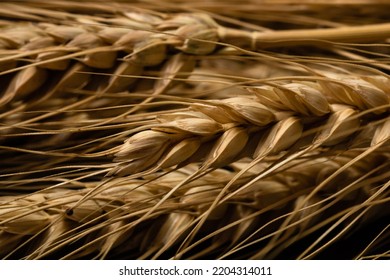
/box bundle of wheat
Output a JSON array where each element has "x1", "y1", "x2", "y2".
[{"x1": 0, "y1": 0, "x2": 389, "y2": 260}]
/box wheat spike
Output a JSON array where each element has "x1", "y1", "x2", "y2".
[
  {"x1": 0, "y1": 150, "x2": 387, "y2": 259},
  {"x1": 0, "y1": 0, "x2": 389, "y2": 260},
  {"x1": 111, "y1": 75, "x2": 389, "y2": 175}
]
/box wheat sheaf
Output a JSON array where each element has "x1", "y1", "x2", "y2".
[{"x1": 0, "y1": 0, "x2": 389, "y2": 260}]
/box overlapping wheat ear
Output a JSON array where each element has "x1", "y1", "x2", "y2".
[
  {"x1": 0, "y1": 1, "x2": 389, "y2": 259},
  {"x1": 1, "y1": 151, "x2": 389, "y2": 259}
]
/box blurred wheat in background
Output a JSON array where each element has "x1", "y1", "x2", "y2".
[{"x1": 0, "y1": 0, "x2": 389, "y2": 260}]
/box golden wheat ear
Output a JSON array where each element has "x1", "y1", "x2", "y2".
[
  {"x1": 1, "y1": 1, "x2": 390, "y2": 260},
  {"x1": 111, "y1": 73, "x2": 389, "y2": 176}
]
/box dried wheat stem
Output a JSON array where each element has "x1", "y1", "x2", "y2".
[{"x1": 219, "y1": 22, "x2": 390, "y2": 49}]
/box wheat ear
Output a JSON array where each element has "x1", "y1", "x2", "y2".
[{"x1": 111, "y1": 74, "x2": 389, "y2": 176}]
